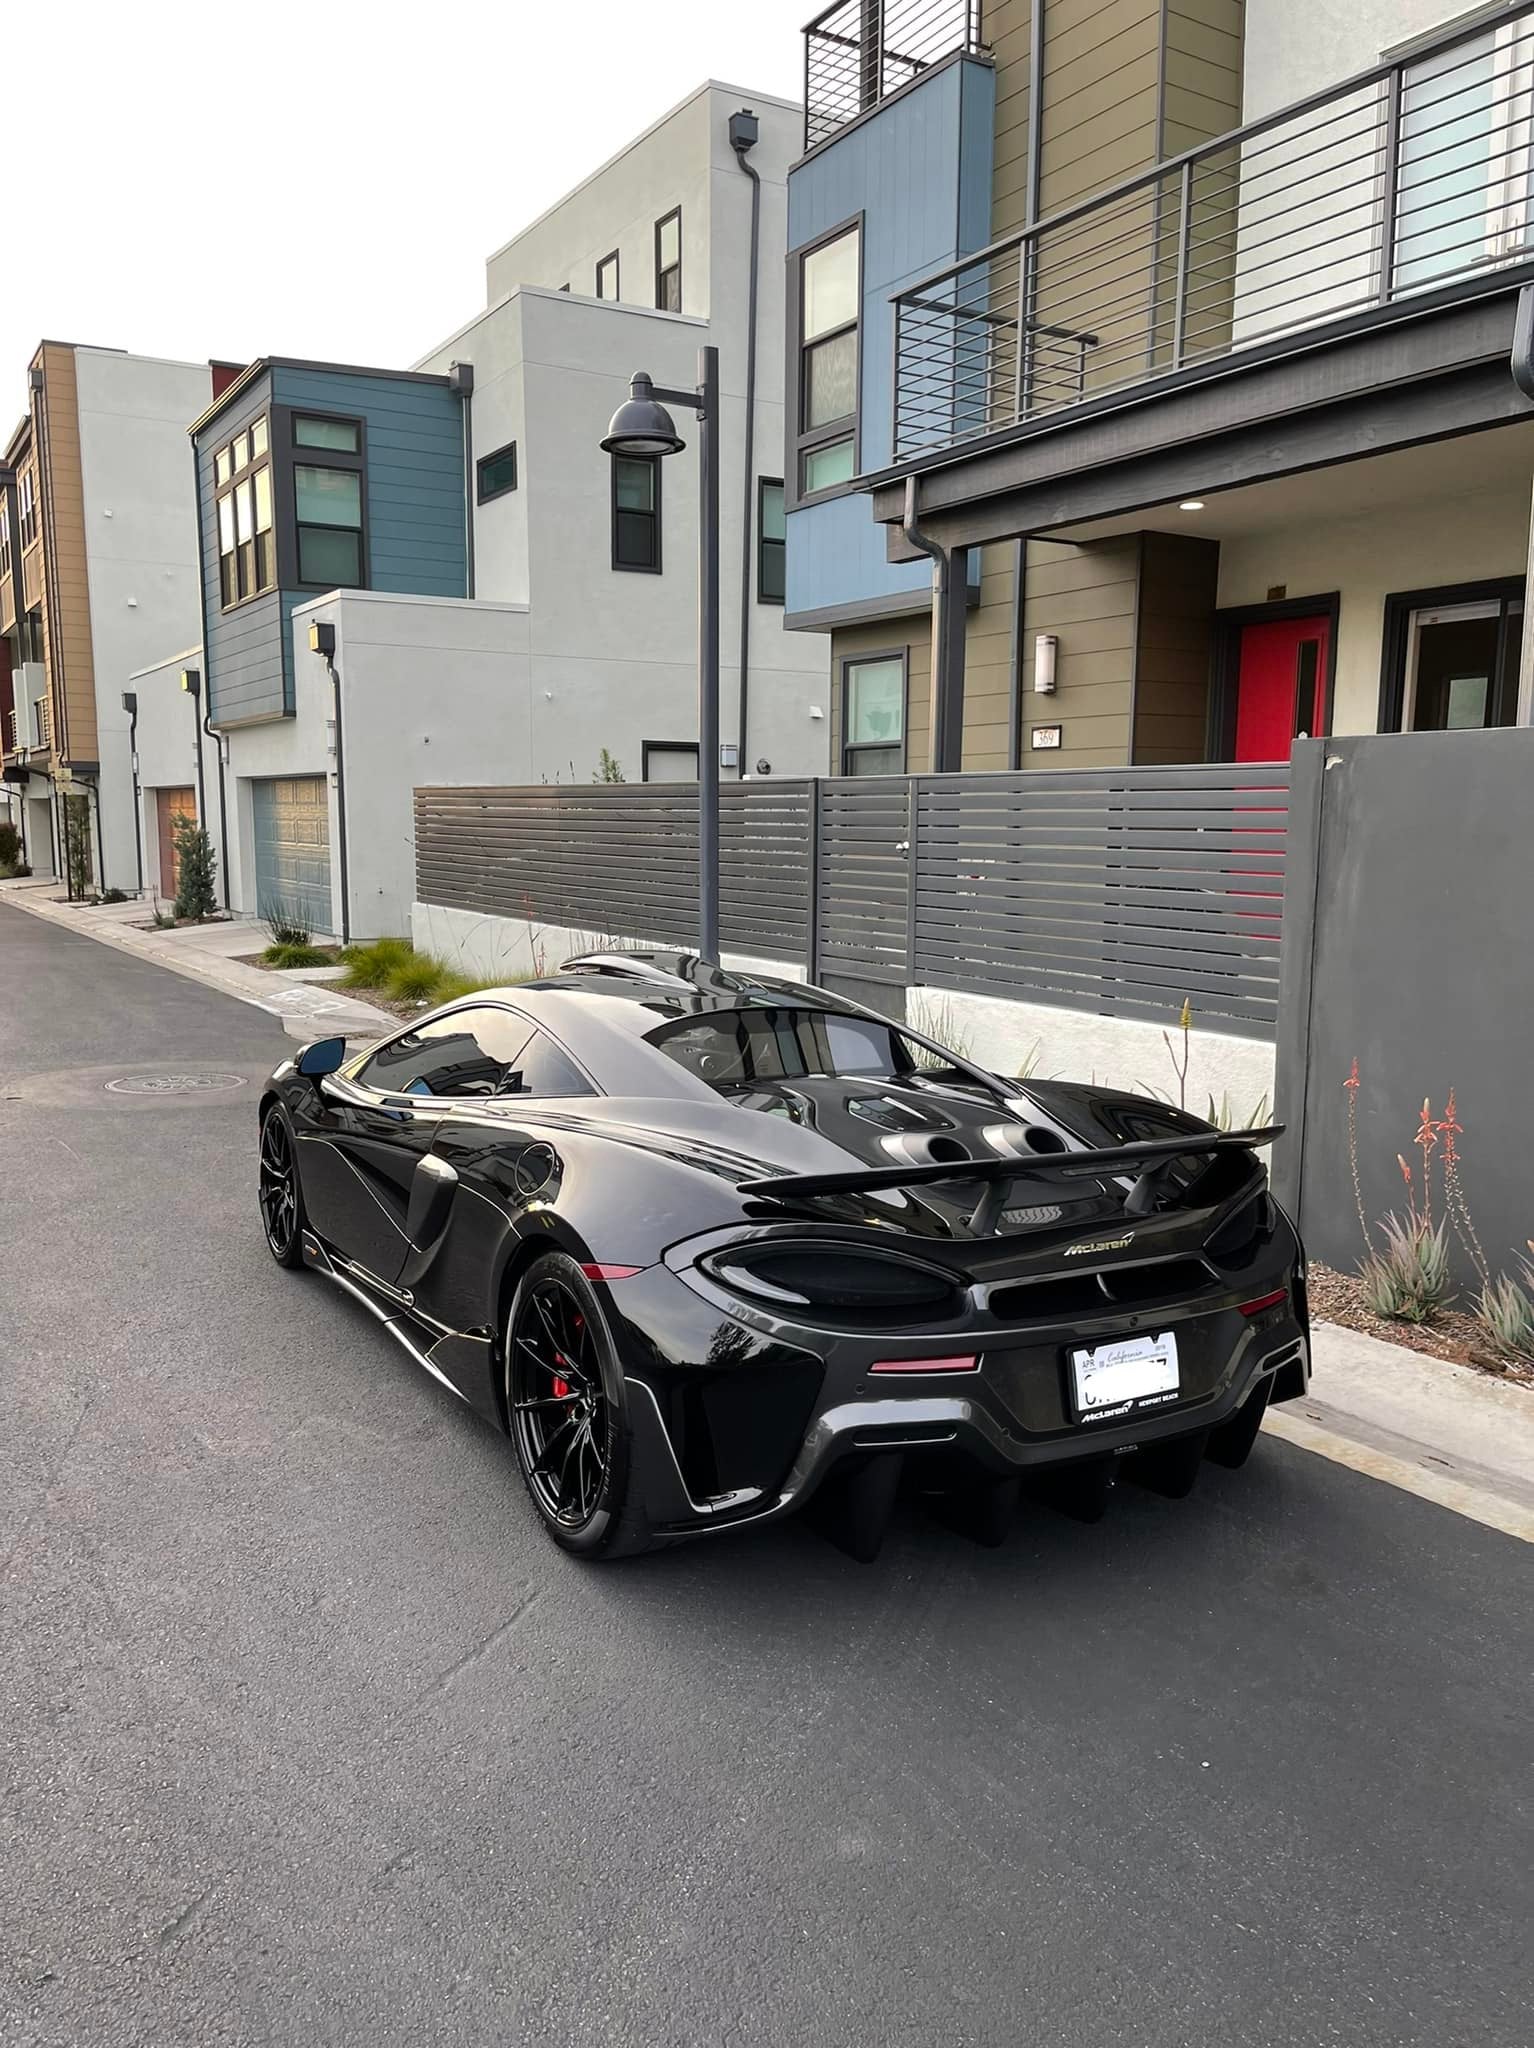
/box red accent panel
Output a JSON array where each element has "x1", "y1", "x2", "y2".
[
  {"x1": 869, "y1": 1355, "x2": 979, "y2": 1375},
  {"x1": 579, "y1": 1263, "x2": 642, "y2": 1282},
  {"x1": 209, "y1": 360, "x2": 247, "y2": 400},
  {"x1": 1238, "y1": 1289, "x2": 1288, "y2": 1317},
  {"x1": 1233, "y1": 615, "x2": 1330, "y2": 762}
]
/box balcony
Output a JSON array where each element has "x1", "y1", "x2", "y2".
[
  {"x1": 803, "y1": 0, "x2": 984, "y2": 153},
  {"x1": 891, "y1": 2, "x2": 1534, "y2": 462}
]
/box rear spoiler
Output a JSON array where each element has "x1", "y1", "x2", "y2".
[{"x1": 737, "y1": 1124, "x2": 1283, "y2": 1212}]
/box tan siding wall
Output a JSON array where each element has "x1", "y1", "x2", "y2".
[
  {"x1": 1132, "y1": 531, "x2": 1219, "y2": 762},
  {"x1": 33, "y1": 343, "x2": 97, "y2": 768},
  {"x1": 1019, "y1": 536, "x2": 1138, "y2": 766},
  {"x1": 960, "y1": 545, "x2": 1017, "y2": 770},
  {"x1": 990, "y1": 0, "x2": 1037, "y2": 238}
]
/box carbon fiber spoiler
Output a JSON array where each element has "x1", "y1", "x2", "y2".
[{"x1": 736, "y1": 1124, "x2": 1283, "y2": 1202}]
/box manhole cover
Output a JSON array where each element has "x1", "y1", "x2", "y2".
[{"x1": 104, "y1": 1072, "x2": 249, "y2": 1096}]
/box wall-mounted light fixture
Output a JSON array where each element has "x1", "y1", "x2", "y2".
[
  {"x1": 1034, "y1": 633, "x2": 1059, "y2": 694},
  {"x1": 1178, "y1": 499, "x2": 1205, "y2": 512}
]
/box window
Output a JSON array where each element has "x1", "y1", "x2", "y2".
[
  {"x1": 0, "y1": 505, "x2": 9, "y2": 581},
  {"x1": 642, "y1": 740, "x2": 700, "y2": 781},
  {"x1": 758, "y1": 479, "x2": 785, "y2": 603},
  {"x1": 596, "y1": 250, "x2": 620, "y2": 301},
  {"x1": 655, "y1": 208, "x2": 682, "y2": 311},
  {"x1": 354, "y1": 1007, "x2": 589, "y2": 1099},
  {"x1": 647, "y1": 1009, "x2": 913, "y2": 1091},
  {"x1": 842, "y1": 654, "x2": 905, "y2": 774},
  {"x1": 18, "y1": 470, "x2": 37, "y2": 549},
  {"x1": 295, "y1": 464, "x2": 363, "y2": 588},
  {"x1": 795, "y1": 222, "x2": 860, "y2": 497},
  {"x1": 214, "y1": 422, "x2": 274, "y2": 609},
  {"x1": 476, "y1": 442, "x2": 518, "y2": 503},
  {"x1": 612, "y1": 455, "x2": 661, "y2": 572},
  {"x1": 294, "y1": 414, "x2": 361, "y2": 453},
  {"x1": 357, "y1": 1006, "x2": 533, "y2": 1098}
]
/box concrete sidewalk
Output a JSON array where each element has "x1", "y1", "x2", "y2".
[
  {"x1": 0, "y1": 878, "x2": 393, "y2": 1044},
  {"x1": 1272, "y1": 1323, "x2": 1533, "y2": 1542}
]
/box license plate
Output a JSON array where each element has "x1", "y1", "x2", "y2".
[{"x1": 1069, "y1": 1330, "x2": 1180, "y2": 1422}]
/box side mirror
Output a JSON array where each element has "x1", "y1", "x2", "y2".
[{"x1": 295, "y1": 1036, "x2": 346, "y2": 1078}]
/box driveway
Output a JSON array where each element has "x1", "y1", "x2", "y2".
[{"x1": 2, "y1": 902, "x2": 1529, "y2": 2047}]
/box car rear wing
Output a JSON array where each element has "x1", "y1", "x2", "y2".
[{"x1": 737, "y1": 1124, "x2": 1283, "y2": 1218}]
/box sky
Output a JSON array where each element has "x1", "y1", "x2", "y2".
[{"x1": 4, "y1": 0, "x2": 810, "y2": 416}]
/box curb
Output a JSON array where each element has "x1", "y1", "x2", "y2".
[{"x1": 2, "y1": 886, "x2": 394, "y2": 1044}]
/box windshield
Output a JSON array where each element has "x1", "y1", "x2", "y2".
[{"x1": 646, "y1": 1007, "x2": 935, "y2": 1089}]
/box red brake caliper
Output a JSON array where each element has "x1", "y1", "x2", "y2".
[{"x1": 551, "y1": 1374, "x2": 570, "y2": 1399}]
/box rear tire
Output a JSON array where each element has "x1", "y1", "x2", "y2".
[{"x1": 504, "y1": 1252, "x2": 653, "y2": 1559}]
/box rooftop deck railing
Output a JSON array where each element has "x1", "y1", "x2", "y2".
[
  {"x1": 893, "y1": 2, "x2": 1534, "y2": 460},
  {"x1": 803, "y1": 0, "x2": 985, "y2": 152}
]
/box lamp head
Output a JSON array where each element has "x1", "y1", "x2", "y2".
[{"x1": 601, "y1": 372, "x2": 685, "y2": 458}]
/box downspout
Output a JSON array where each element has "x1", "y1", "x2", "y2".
[
  {"x1": 203, "y1": 708, "x2": 230, "y2": 910},
  {"x1": 449, "y1": 361, "x2": 475, "y2": 599},
  {"x1": 84, "y1": 771, "x2": 106, "y2": 894},
  {"x1": 310, "y1": 620, "x2": 351, "y2": 944},
  {"x1": 730, "y1": 110, "x2": 762, "y2": 769},
  {"x1": 902, "y1": 474, "x2": 961, "y2": 771},
  {"x1": 122, "y1": 691, "x2": 145, "y2": 895}
]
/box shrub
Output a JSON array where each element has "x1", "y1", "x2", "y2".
[
  {"x1": 1359, "y1": 1212, "x2": 1454, "y2": 1323},
  {"x1": 430, "y1": 970, "x2": 495, "y2": 1004},
  {"x1": 1205, "y1": 1089, "x2": 1273, "y2": 1133},
  {"x1": 0, "y1": 860, "x2": 31, "y2": 880},
  {"x1": 386, "y1": 955, "x2": 447, "y2": 1003},
  {"x1": 0, "y1": 822, "x2": 20, "y2": 867},
  {"x1": 1473, "y1": 1273, "x2": 1534, "y2": 1360},
  {"x1": 101, "y1": 887, "x2": 129, "y2": 904},
  {"x1": 265, "y1": 908, "x2": 314, "y2": 948},
  {"x1": 264, "y1": 941, "x2": 331, "y2": 969},
  {"x1": 340, "y1": 937, "x2": 413, "y2": 989},
  {"x1": 171, "y1": 813, "x2": 218, "y2": 920}
]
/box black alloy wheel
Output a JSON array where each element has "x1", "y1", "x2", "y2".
[
  {"x1": 505, "y1": 1253, "x2": 648, "y2": 1558},
  {"x1": 259, "y1": 1106, "x2": 305, "y2": 1269}
]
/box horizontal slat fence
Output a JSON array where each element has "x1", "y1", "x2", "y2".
[
  {"x1": 414, "y1": 762, "x2": 1291, "y2": 1040},
  {"x1": 414, "y1": 782, "x2": 815, "y2": 965}
]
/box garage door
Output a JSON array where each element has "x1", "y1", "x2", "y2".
[{"x1": 251, "y1": 776, "x2": 333, "y2": 935}]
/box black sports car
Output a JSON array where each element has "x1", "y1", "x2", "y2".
[{"x1": 257, "y1": 953, "x2": 1308, "y2": 1561}]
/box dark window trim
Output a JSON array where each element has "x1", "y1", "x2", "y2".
[
  {"x1": 276, "y1": 406, "x2": 369, "y2": 594},
  {"x1": 1376, "y1": 575, "x2": 1524, "y2": 734},
  {"x1": 1208, "y1": 591, "x2": 1341, "y2": 761},
  {"x1": 476, "y1": 440, "x2": 518, "y2": 503},
  {"x1": 654, "y1": 207, "x2": 682, "y2": 311},
  {"x1": 839, "y1": 645, "x2": 909, "y2": 775},
  {"x1": 214, "y1": 413, "x2": 277, "y2": 614},
  {"x1": 291, "y1": 408, "x2": 363, "y2": 455},
  {"x1": 786, "y1": 211, "x2": 864, "y2": 513},
  {"x1": 757, "y1": 477, "x2": 785, "y2": 604},
  {"x1": 611, "y1": 453, "x2": 663, "y2": 575},
  {"x1": 596, "y1": 249, "x2": 620, "y2": 301},
  {"x1": 641, "y1": 738, "x2": 701, "y2": 781}
]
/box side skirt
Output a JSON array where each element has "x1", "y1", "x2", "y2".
[{"x1": 301, "y1": 1230, "x2": 469, "y2": 1405}]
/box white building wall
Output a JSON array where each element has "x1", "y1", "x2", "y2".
[
  {"x1": 1215, "y1": 479, "x2": 1531, "y2": 732},
  {"x1": 74, "y1": 349, "x2": 210, "y2": 896},
  {"x1": 421, "y1": 83, "x2": 829, "y2": 784},
  {"x1": 126, "y1": 645, "x2": 203, "y2": 900},
  {"x1": 1244, "y1": 0, "x2": 1476, "y2": 120}
]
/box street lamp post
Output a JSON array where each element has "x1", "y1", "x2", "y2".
[{"x1": 602, "y1": 347, "x2": 721, "y2": 962}]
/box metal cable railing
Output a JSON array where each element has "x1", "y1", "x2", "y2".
[
  {"x1": 804, "y1": 0, "x2": 985, "y2": 151},
  {"x1": 893, "y1": 1, "x2": 1534, "y2": 459}
]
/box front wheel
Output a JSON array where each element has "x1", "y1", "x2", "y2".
[
  {"x1": 505, "y1": 1252, "x2": 652, "y2": 1559},
  {"x1": 258, "y1": 1104, "x2": 307, "y2": 1269}
]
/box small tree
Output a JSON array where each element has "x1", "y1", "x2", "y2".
[
  {"x1": 0, "y1": 821, "x2": 21, "y2": 873},
  {"x1": 172, "y1": 812, "x2": 218, "y2": 920},
  {"x1": 594, "y1": 748, "x2": 626, "y2": 784},
  {"x1": 64, "y1": 794, "x2": 93, "y2": 898}
]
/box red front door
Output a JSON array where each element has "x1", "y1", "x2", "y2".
[{"x1": 1233, "y1": 615, "x2": 1331, "y2": 761}]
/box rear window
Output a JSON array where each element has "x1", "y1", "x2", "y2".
[{"x1": 647, "y1": 1008, "x2": 911, "y2": 1089}]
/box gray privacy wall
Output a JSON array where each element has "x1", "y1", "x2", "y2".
[{"x1": 1274, "y1": 732, "x2": 1534, "y2": 1288}]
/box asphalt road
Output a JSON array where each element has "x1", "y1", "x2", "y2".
[{"x1": 2, "y1": 901, "x2": 1530, "y2": 2048}]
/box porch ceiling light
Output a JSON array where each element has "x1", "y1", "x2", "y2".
[
  {"x1": 601, "y1": 372, "x2": 686, "y2": 458},
  {"x1": 1178, "y1": 499, "x2": 1205, "y2": 511}
]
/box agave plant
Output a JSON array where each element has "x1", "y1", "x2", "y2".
[
  {"x1": 1358, "y1": 1212, "x2": 1454, "y2": 1323},
  {"x1": 1472, "y1": 1274, "x2": 1534, "y2": 1360}
]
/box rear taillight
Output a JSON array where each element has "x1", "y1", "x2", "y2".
[
  {"x1": 580, "y1": 1263, "x2": 642, "y2": 1282},
  {"x1": 1239, "y1": 1288, "x2": 1287, "y2": 1317},
  {"x1": 869, "y1": 1355, "x2": 978, "y2": 1375}
]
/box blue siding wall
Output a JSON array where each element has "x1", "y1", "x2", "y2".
[
  {"x1": 198, "y1": 365, "x2": 467, "y2": 725},
  {"x1": 785, "y1": 57, "x2": 996, "y2": 620},
  {"x1": 272, "y1": 368, "x2": 467, "y2": 598},
  {"x1": 197, "y1": 371, "x2": 286, "y2": 726}
]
